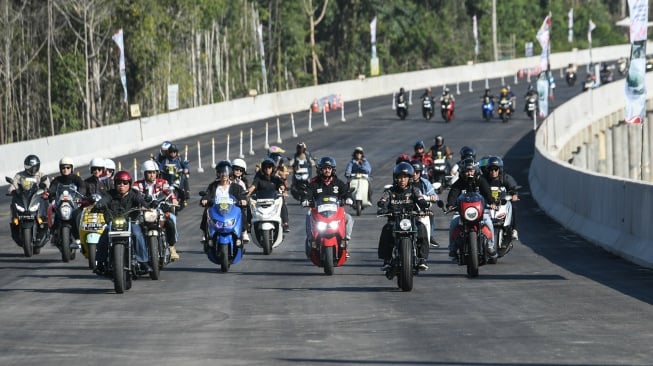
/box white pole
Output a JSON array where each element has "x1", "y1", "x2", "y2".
[
  {"x1": 308, "y1": 110, "x2": 313, "y2": 132},
  {"x1": 197, "y1": 141, "x2": 204, "y2": 173},
  {"x1": 456, "y1": 82, "x2": 461, "y2": 95},
  {"x1": 408, "y1": 89, "x2": 413, "y2": 105},
  {"x1": 485, "y1": 79, "x2": 489, "y2": 89},
  {"x1": 341, "y1": 101, "x2": 346, "y2": 122},
  {"x1": 184, "y1": 144, "x2": 188, "y2": 161},
  {"x1": 276, "y1": 117, "x2": 282, "y2": 143},
  {"x1": 323, "y1": 108, "x2": 328, "y2": 127},
  {"x1": 239, "y1": 130, "x2": 245, "y2": 159},
  {"x1": 264, "y1": 122, "x2": 270, "y2": 149},
  {"x1": 501, "y1": 76, "x2": 505, "y2": 86},
  {"x1": 392, "y1": 92, "x2": 396, "y2": 110},
  {"x1": 133, "y1": 158, "x2": 138, "y2": 181},
  {"x1": 291, "y1": 113, "x2": 298, "y2": 138},
  {"x1": 514, "y1": 73, "x2": 518, "y2": 84},
  {"x1": 211, "y1": 137, "x2": 215, "y2": 168},
  {"x1": 468, "y1": 80, "x2": 473, "y2": 93},
  {"x1": 226, "y1": 134, "x2": 230, "y2": 160},
  {"x1": 358, "y1": 100, "x2": 362, "y2": 117},
  {"x1": 249, "y1": 128, "x2": 255, "y2": 156}
]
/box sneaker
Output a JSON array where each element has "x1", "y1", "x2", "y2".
[
  {"x1": 242, "y1": 232, "x2": 250, "y2": 243},
  {"x1": 487, "y1": 247, "x2": 498, "y2": 260},
  {"x1": 345, "y1": 252, "x2": 350, "y2": 259},
  {"x1": 365, "y1": 201, "x2": 373, "y2": 207},
  {"x1": 71, "y1": 239, "x2": 82, "y2": 250},
  {"x1": 93, "y1": 263, "x2": 106, "y2": 276},
  {"x1": 381, "y1": 260, "x2": 392, "y2": 272},
  {"x1": 283, "y1": 224, "x2": 290, "y2": 233},
  {"x1": 512, "y1": 229, "x2": 519, "y2": 241},
  {"x1": 169, "y1": 246, "x2": 180, "y2": 261},
  {"x1": 417, "y1": 258, "x2": 429, "y2": 270},
  {"x1": 139, "y1": 262, "x2": 153, "y2": 273},
  {"x1": 429, "y1": 236, "x2": 440, "y2": 248}
]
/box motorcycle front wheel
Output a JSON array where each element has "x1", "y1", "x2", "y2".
[
  {"x1": 398, "y1": 237, "x2": 414, "y2": 292},
  {"x1": 22, "y1": 227, "x2": 33, "y2": 257},
  {"x1": 87, "y1": 243, "x2": 97, "y2": 270},
  {"x1": 261, "y1": 229, "x2": 273, "y2": 255},
  {"x1": 323, "y1": 245, "x2": 335, "y2": 276},
  {"x1": 219, "y1": 244, "x2": 229, "y2": 273},
  {"x1": 467, "y1": 233, "x2": 480, "y2": 278},
  {"x1": 113, "y1": 243, "x2": 128, "y2": 294},
  {"x1": 148, "y1": 236, "x2": 161, "y2": 280},
  {"x1": 355, "y1": 200, "x2": 362, "y2": 216},
  {"x1": 60, "y1": 226, "x2": 71, "y2": 263}
]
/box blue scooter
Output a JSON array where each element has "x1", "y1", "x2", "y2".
[
  {"x1": 481, "y1": 96, "x2": 494, "y2": 121},
  {"x1": 202, "y1": 193, "x2": 244, "y2": 272}
]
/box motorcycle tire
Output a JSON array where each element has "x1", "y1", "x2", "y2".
[
  {"x1": 467, "y1": 233, "x2": 480, "y2": 278},
  {"x1": 22, "y1": 227, "x2": 33, "y2": 257},
  {"x1": 398, "y1": 237, "x2": 414, "y2": 292},
  {"x1": 262, "y1": 229, "x2": 273, "y2": 255},
  {"x1": 323, "y1": 245, "x2": 335, "y2": 276},
  {"x1": 60, "y1": 226, "x2": 71, "y2": 263},
  {"x1": 113, "y1": 243, "x2": 128, "y2": 294},
  {"x1": 219, "y1": 245, "x2": 229, "y2": 273},
  {"x1": 355, "y1": 200, "x2": 362, "y2": 217},
  {"x1": 148, "y1": 236, "x2": 160, "y2": 280},
  {"x1": 87, "y1": 243, "x2": 97, "y2": 270},
  {"x1": 502, "y1": 114, "x2": 509, "y2": 123}
]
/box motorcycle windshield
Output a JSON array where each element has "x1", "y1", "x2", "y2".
[
  {"x1": 211, "y1": 195, "x2": 237, "y2": 216},
  {"x1": 56, "y1": 184, "x2": 78, "y2": 204},
  {"x1": 315, "y1": 196, "x2": 339, "y2": 218},
  {"x1": 457, "y1": 191, "x2": 486, "y2": 208}
]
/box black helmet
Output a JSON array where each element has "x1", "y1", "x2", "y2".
[
  {"x1": 24, "y1": 155, "x2": 41, "y2": 176},
  {"x1": 414, "y1": 140, "x2": 425, "y2": 150},
  {"x1": 487, "y1": 156, "x2": 503, "y2": 169},
  {"x1": 319, "y1": 156, "x2": 336, "y2": 169},
  {"x1": 269, "y1": 152, "x2": 284, "y2": 167},
  {"x1": 399, "y1": 87, "x2": 405, "y2": 94},
  {"x1": 410, "y1": 159, "x2": 424, "y2": 173},
  {"x1": 393, "y1": 162, "x2": 414, "y2": 180},
  {"x1": 215, "y1": 160, "x2": 232, "y2": 176},
  {"x1": 168, "y1": 144, "x2": 179, "y2": 153},
  {"x1": 297, "y1": 142, "x2": 307, "y2": 151},
  {"x1": 462, "y1": 158, "x2": 476, "y2": 173},
  {"x1": 434, "y1": 135, "x2": 444, "y2": 146},
  {"x1": 460, "y1": 146, "x2": 476, "y2": 160},
  {"x1": 260, "y1": 158, "x2": 276, "y2": 171}
]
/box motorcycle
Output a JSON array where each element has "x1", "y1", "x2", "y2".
[
  {"x1": 79, "y1": 197, "x2": 106, "y2": 269},
  {"x1": 525, "y1": 94, "x2": 537, "y2": 119},
  {"x1": 6, "y1": 176, "x2": 50, "y2": 257},
  {"x1": 565, "y1": 70, "x2": 576, "y2": 86},
  {"x1": 200, "y1": 192, "x2": 244, "y2": 272},
  {"x1": 249, "y1": 190, "x2": 284, "y2": 255},
  {"x1": 617, "y1": 58, "x2": 628, "y2": 76},
  {"x1": 429, "y1": 151, "x2": 449, "y2": 193},
  {"x1": 582, "y1": 76, "x2": 595, "y2": 92},
  {"x1": 441, "y1": 98, "x2": 454, "y2": 123},
  {"x1": 161, "y1": 163, "x2": 188, "y2": 211},
  {"x1": 422, "y1": 97, "x2": 434, "y2": 120},
  {"x1": 378, "y1": 207, "x2": 430, "y2": 292},
  {"x1": 141, "y1": 193, "x2": 176, "y2": 280},
  {"x1": 497, "y1": 98, "x2": 512, "y2": 123},
  {"x1": 396, "y1": 97, "x2": 408, "y2": 120},
  {"x1": 442, "y1": 187, "x2": 494, "y2": 278},
  {"x1": 486, "y1": 186, "x2": 519, "y2": 259},
  {"x1": 290, "y1": 160, "x2": 310, "y2": 202},
  {"x1": 50, "y1": 183, "x2": 84, "y2": 262},
  {"x1": 600, "y1": 66, "x2": 613, "y2": 84},
  {"x1": 306, "y1": 194, "x2": 349, "y2": 275},
  {"x1": 481, "y1": 96, "x2": 494, "y2": 121},
  {"x1": 103, "y1": 207, "x2": 153, "y2": 294},
  {"x1": 348, "y1": 173, "x2": 370, "y2": 216}
]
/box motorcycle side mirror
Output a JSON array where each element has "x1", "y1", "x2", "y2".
[
  {"x1": 144, "y1": 195, "x2": 153, "y2": 203},
  {"x1": 90, "y1": 193, "x2": 102, "y2": 202},
  {"x1": 383, "y1": 184, "x2": 392, "y2": 190},
  {"x1": 198, "y1": 191, "x2": 207, "y2": 197},
  {"x1": 38, "y1": 182, "x2": 47, "y2": 189},
  {"x1": 5, "y1": 176, "x2": 13, "y2": 184},
  {"x1": 436, "y1": 200, "x2": 444, "y2": 208},
  {"x1": 348, "y1": 186, "x2": 355, "y2": 193}
]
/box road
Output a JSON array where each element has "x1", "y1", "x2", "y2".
[{"x1": 2, "y1": 70, "x2": 653, "y2": 366}]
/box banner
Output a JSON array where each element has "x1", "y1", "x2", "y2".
[
  {"x1": 370, "y1": 16, "x2": 377, "y2": 45},
  {"x1": 587, "y1": 19, "x2": 596, "y2": 43},
  {"x1": 370, "y1": 16, "x2": 379, "y2": 76},
  {"x1": 536, "y1": 14, "x2": 551, "y2": 71},
  {"x1": 568, "y1": 9, "x2": 573, "y2": 43},
  {"x1": 473, "y1": 15, "x2": 478, "y2": 56},
  {"x1": 112, "y1": 29, "x2": 128, "y2": 103},
  {"x1": 537, "y1": 73, "x2": 549, "y2": 118},
  {"x1": 257, "y1": 24, "x2": 268, "y2": 93},
  {"x1": 625, "y1": 0, "x2": 648, "y2": 124}
]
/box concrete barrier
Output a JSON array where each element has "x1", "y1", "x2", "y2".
[{"x1": 530, "y1": 72, "x2": 653, "y2": 268}]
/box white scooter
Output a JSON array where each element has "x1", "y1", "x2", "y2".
[
  {"x1": 348, "y1": 173, "x2": 370, "y2": 216},
  {"x1": 486, "y1": 186, "x2": 517, "y2": 258},
  {"x1": 249, "y1": 190, "x2": 284, "y2": 255}
]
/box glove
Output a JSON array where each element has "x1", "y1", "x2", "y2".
[
  {"x1": 301, "y1": 200, "x2": 310, "y2": 208},
  {"x1": 345, "y1": 198, "x2": 353, "y2": 206}
]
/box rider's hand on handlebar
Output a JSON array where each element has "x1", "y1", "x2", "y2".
[
  {"x1": 200, "y1": 199, "x2": 208, "y2": 207},
  {"x1": 345, "y1": 198, "x2": 353, "y2": 206}
]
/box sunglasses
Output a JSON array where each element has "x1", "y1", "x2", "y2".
[
  {"x1": 60, "y1": 166, "x2": 72, "y2": 170},
  {"x1": 489, "y1": 167, "x2": 500, "y2": 171},
  {"x1": 115, "y1": 180, "x2": 131, "y2": 186},
  {"x1": 91, "y1": 167, "x2": 104, "y2": 172}
]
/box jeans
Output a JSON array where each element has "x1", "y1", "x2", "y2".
[
  {"x1": 97, "y1": 222, "x2": 148, "y2": 264},
  {"x1": 448, "y1": 214, "x2": 495, "y2": 251}
]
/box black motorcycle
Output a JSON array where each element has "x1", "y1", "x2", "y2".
[{"x1": 6, "y1": 176, "x2": 50, "y2": 257}]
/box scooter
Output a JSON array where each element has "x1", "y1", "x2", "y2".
[
  {"x1": 306, "y1": 194, "x2": 349, "y2": 275},
  {"x1": 200, "y1": 192, "x2": 244, "y2": 272},
  {"x1": 482, "y1": 97, "x2": 494, "y2": 121},
  {"x1": 50, "y1": 183, "x2": 84, "y2": 262},
  {"x1": 348, "y1": 173, "x2": 370, "y2": 216},
  {"x1": 249, "y1": 190, "x2": 284, "y2": 255},
  {"x1": 79, "y1": 198, "x2": 106, "y2": 269}
]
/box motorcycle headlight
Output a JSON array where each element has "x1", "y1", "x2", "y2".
[
  {"x1": 328, "y1": 220, "x2": 340, "y2": 230},
  {"x1": 216, "y1": 218, "x2": 236, "y2": 229},
  {"x1": 316, "y1": 222, "x2": 328, "y2": 232},
  {"x1": 15, "y1": 204, "x2": 26, "y2": 213},
  {"x1": 28, "y1": 201, "x2": 40, "y2": 212},
  {"x1": 112, "y1": 216, "x2": 128, "y2": 231},
  {"x1": 59, "y1": 203, "x2": 73, "y2": 220},
  {"x1": 143, "y1": 210, "x2": 158, "y2": 223},
  {"x1": 399, "y1": 219, "x2": 412, "y2": 231},
  {"x1": 464, "y1": 207, "x2": 479, "y2": 221}
]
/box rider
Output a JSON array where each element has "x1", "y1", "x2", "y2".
[
  {"x1": 396, "y1": 87, "x2": 408, "y2": 112},
  {"x1": 449, "y1": 145, "x2": 477, "y2": 178},
  {"x1": 159, "y1": 143, "x2": 190, "y2": 205},
  {"x1": 411, "y1": 140, "x2": 434, "y2": 168},
  {"x1": 303, "y1": 157, "x2": 354, "y2": 257},
  {"x1": 481, "y1": 88, "x2": 494, "y2": 103},
  {"x1": 48, "y1": 157, "x2": 87, "y2": 245},
  {"x1": 231, "y1": 158, "x2": 250, "y2": 243},
  {"x1": 409, "y1": 160, "x2": 439, "y2": 248},
  {"x1": 94, "y1": 171, "x2": 151, "y2": 274},
  {"x1": 504, "y1": 85, "x2": 516, "y2": 112},
  {"x1": 102, "y1": 158, "x2": 116, "y2": 189},
  {"x1": 133, "y1": 160, "x2": 181, "y2": 260},
  {"x1": 523, "y1": 84, "x2": 538, "y2": 112},
  {"x1": 344, "y1": 146, "x2": 373, "y2": 206},
  {"x1": 428, "y1": 135, "x2": 454, "y2": 165},
  {"x1": 84, "y1": 158, "x2": 111, "y2": 196},
  {"x1": 288, "y1": 142, "x2": 316, "y2": 177},
  {"x1": 155, "y1": 141, "x2": 172, "y2": 165},
  {"x1": 482, "y1": 156, "x2": 520, "y2": 241},
  {"x1": 440, "y1": 87, "x2": 455, "y2": 104},
  {"x1": 446, "y1": 158, "x2": 497, "y2": 261},
  {"x1": 420, "y1": 87, "x2": 434, "y2": 108},
  {"x1": 7, "y1": 155, "x2": 51, "y2": 246},
  {"x1": 199, "y1": 160, "x2": 249, "y2": 245},
  {"x1": 248, "y1": 158, "x2": 289, "y2": 232},
  {"x1": 377, "y1": 162, "x2": 431, "y2": 271}
]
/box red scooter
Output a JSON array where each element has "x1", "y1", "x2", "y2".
[{"x1": 306, "y1": 195, "x2": 348, "y2": 275}]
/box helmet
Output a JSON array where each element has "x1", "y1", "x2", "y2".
[
  {"x1": 444, "y1": 87, "x2": 450, "y2": 93},
  {"x1": 114, "y1": 170, "x2": 132, "y2": 185},
  {"x1": 105, "y1": 159, "x2": 116, "y2": 171},
  {"x1": 506, "y1": 85, "x2": 511, "y2": 91},
  {"x1": 462, "y1": 158, "x2": 476, "y2": 174},
  {"x1": 142, "y1": 160, "x2": 159, "y2": 174},
  {"x1": 168, "y1": 144, "x2": 179, "y2": 153},
  {"x1": 501, "y1": 87, "x2": 508, "y2": 95},
  {"x1": 426, "y1": 87, "x2": 431, "y2": 93},
  {"x1": 59, "y1": 157, "x2": 74, "y2": 170},
  {"x1": 89, "y1": 157, "x2": 106, "y2": 173},
  {"x1": 296, "y1": 142, "x2": 307, "y2": 150},
  {"x1": 460, "y1": 146, "x2": 476, "y2": 160},
  {"x1": 160, "y1": 141, "x2": 171, "y2": 153},
  {"x1": 414, "y1": 140, "x2": 425, "y2": 150},
  {"x1": 485, "y1": 88, "x2": 490, "y2": 94},
  {"x1": 487, "y1": 156, "x2": 503, "y2": 175},
  {"x1": 399, "y1": 87, "x2": 405, "y2": 94},
  {"x1": 260, "y1": 158, "x2": 276, "y2": 171},
  {"x1": 269, "y1": 152, "x2": 284, "y2": 166},
  {"x1": 24, "y1": 155, "x2": 40, "y2": 176},
  {"x1": 215, "y1": 160, "x2": 232, "y2": 176},
  {"x1": 434, "y1": 135, "x2": 444, "y2": 146},
  {"x1": 410, "y1": 159, "x2": 424, "y2": 173},
  {"x1": 527, "y1": 84, "x2": 534, "y2": 92},
  {"x1": 393, "y1": 162, "x2": 414, "y2": 180},
  {"x1": 231, "y1": 158, "x2": 247, "y2": 174},
  {"x1": 395, "y1": 154, "x2": 411, "y2": 165},
  {"x1": 353, "y1": 146, "x2": 364, "y2": 156},
  {"x1": 318, "y1": 156, "x2": 336, "y2": 169}
]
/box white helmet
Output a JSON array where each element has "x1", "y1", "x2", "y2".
[
  {"x1": 231, "y1": 158, "x2": 247, "y2": 174},
  {"x1": 59, "y1": 157, "x2": 74, "y2": 168},
  {"x1": 89, "y1": 157, "x2": 105, "y2": 173},
  {"x1": 105, "y1": 159, "x2": 116, "y2": 171},
  {"x1": 142, "y1": 160, "x2": 159, "y2": 175}
]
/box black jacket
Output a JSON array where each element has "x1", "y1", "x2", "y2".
[
  {"x1": 96, "y1": 188, "x2": 148, "y2": 221},
  {"x1": 377, "y1": 184, "x2": 429, "y2": 213},
  {"x1": 306, "y1": 175, "x2": 351, "y2": 204},
  {"x1": 447, "y1": 174, "x2": 493, "y2": 207}
]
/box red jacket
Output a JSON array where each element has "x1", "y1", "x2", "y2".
[
  {"x1": 133, "y1": 178, "x2": 177, "y2": 200},
  {"x1": 410, "y1": 153, "x2": 434, "y2": 167}
]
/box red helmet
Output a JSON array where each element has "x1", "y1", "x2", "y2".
[{"x1": 113, "y1": 170, "x2": 132, "y2": 185}]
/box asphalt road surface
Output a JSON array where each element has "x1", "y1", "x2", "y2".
[{"x1": 2, "y1": 68, "x2": 653, "y2": 366}]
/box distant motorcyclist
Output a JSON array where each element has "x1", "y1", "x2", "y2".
[
  {"x1": 523, "y1": 84, "x2": 538, "y2": 113},
  {"x1": 102, "y1": 158, "x2": 116, "y2": 190},
  {"x1": 84, "y1": 158, "x2": 111, "y2": 196},
  {"x1": 411, "y1": 140, "x2": 434, "y2": 167},
  {"x1": 134, "y1": 160, "x2": 181, "y2": 260},
  {"x1": 499, "y1": 87, "x2": 514, "y2": 113},
  {"x1": 420, "y1": 87, "x2": 433, "y2": 101},
  {"x1": 446, "y1": 158, "x2": 497, "y2": 260},
  {"x1": 449, "y1": 146, "x2": 478, "y2": 178},
  {"x1": 48, "y1": 157, "x2": 87, "y2": 243},
  {"x1": 482, "y1": 156, "x2": 519, "y2": 241},
  {"x1": 288, "y1": 142, "x2": 316, "y2": 178},
  {"x1": 344, "y1": 146, "x2": 373, "y2": 205},
  {"x1": 481, "y1": 88, "x2": 494, "y2": 103},
  {"x1": 409, "y1": 160, "x2": 439, "y2": 248},
  {"x1": 7, "y1": 155, "x2": 50, "y2": 246},
  {"x1": 154, "y1": 140, "x2": 172, "y2": 165},
  {"x1": 396, "y1": 87, "x2": 407, "y2": 105},
  {"x1": 248, "y1": 158, "x2": 289, "y2": 232},
  {"x1": 230, "y1": 158, "x2": 251, "y2": 243},
  {"x1": 440, "y1": 87, "x2": 455, "y2": 104},
  {"x1": 428, "y1": 135, "x2": 453, "y2": 165},
  {"x1": 377, "y1": 162, "x2": 431, "y2": 271},
  {"x1": 158, "y1": 143, "x2": 190, "y2": 205}
]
